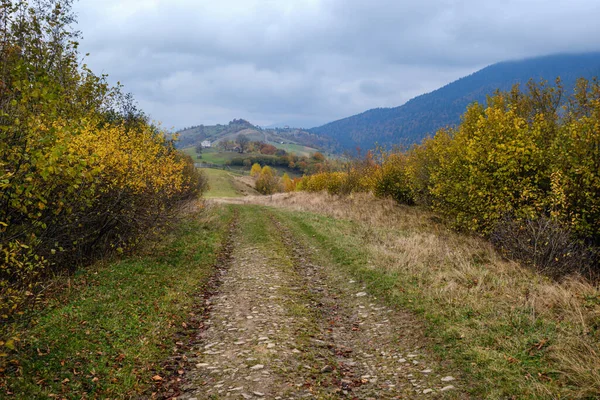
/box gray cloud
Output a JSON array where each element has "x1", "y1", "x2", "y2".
[{"x1": 74, "y1": 0, "x2": 600, "y2": 129}]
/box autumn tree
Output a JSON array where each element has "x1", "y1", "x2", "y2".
[
  {"x1": 312, "y1": 152, "x2": 325, "y2": 162},
  {"x1": 250, "y1": 163, "x2": 262, "y2": 178},
  {"x1": 281, "y1": 173, "x2": 295, "y2": 192},
  {"x1": 260, "y1": 143, "x2": 278, "y2": 155},
  {"x1": 0, "y1": 0, "x2": 206, "y2": 323},
  {"x1": 237, "y1": 134, "x2": 250, "y2": 153},
  {"x1": 255, "y1": 166, "x2": 281, "y2": 194}
]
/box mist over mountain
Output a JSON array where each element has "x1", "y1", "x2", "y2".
[{"x1": 310, "y1": 53, "x2": 600, "y2": 151}]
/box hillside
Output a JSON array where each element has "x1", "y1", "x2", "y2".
[
  {"x1": 176, "y1": 118, "x2": 337, "y2": 153},
  {"x1": 310, "y1": 52, "x2": 600, "y2": 151}
]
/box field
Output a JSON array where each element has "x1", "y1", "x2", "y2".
[
  {"x1": 181, "y1": 147, "x2": 242, "y2": 166},
  {"x1": 270, "y1": 142, "x2": 317, "y2": 157}
]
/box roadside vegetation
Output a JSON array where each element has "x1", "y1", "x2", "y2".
[
  {"x1": 296, "y1": 79, "x2": 600, "y2": 280},
  {"x1": 0, "y1": 0, "x2": 206, "y2": 374}
]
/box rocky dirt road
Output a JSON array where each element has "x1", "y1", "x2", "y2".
[{"x1": 177, "y1": 206, "x2": 463, "y2": 399}]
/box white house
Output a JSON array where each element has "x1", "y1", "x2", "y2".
[{"x1": 201, "y1": 140, "x2": 211, "y2": 148}]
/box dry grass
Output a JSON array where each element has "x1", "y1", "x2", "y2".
[{"x1": 237, "y1": 191, "x2": 600, "y2": 398}]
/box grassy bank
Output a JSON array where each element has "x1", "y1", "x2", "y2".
[
  {"x1": 260, "y1": 193, "x2": 600, "y2": 399},
  {"x1": 1, "y1": 206, "x2": 234, "y2": 399},
  {"x1": 203, "y1": 168, "x2": 245, "y2": 198}
]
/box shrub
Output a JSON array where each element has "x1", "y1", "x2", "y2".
[
  {"x1": 491, "y1": 215, "x2": 597, "y2": 279},
  {"x1": 259, "y1": 143, "x2": 278, "y2": 155},
  {"x1": 550, "y1": 79, "x2": 600, "y2": 243},
  {"x1": 299, "y1": 172, "x2": 347, "y2": 195},
  {"x1": 250, "y1": 163, "x2": 262, "y2": 178},
  {"x1": 0, "y1": 0, "x2": 205, "y2": 323},
  {"x1": 281, "y1": 173, "x2": 295, "y2": 192},
  {"x1": 255, "y1": 166, "x2": 281, "y2": 195},
  {"x1": 428, "y1": 83, "x2": 560, "y2": 233},
  {"x1": 373, "y1": 153, "x2": 414, "y2": 205}
]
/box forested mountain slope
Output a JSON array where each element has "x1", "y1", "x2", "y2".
[{"x1": 310, "y1": 53, "x2": 600, "y2": 150}]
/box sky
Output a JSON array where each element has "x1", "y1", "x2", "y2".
[{"x1": 74, "y1": 0, "x2": 600, "y2": 130}]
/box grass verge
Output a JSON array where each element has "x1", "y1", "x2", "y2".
[
  {"x1": 0, "y1": 205, "x2": 234, "y2": 399},
  {"x1": 265, "y1": 193, "x2": 600, "y2": 399}
]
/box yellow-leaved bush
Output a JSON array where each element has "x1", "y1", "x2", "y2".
[
  {"x1": 296, "y1": 79, "x2": 600, "y2": 274},
  {"x1": 0, "y1": 0, "x2": 205, "y2": 323},
  {"x1": 255, "y1": 166, "x2": 281, "y2": 195}
]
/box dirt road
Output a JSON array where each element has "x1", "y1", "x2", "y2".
[{"x1": 177, "y1": 206, "x2": 463, "y2": 399}]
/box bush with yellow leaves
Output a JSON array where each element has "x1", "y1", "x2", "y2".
[
  {"x1": 0, "y1": 0, "x2": 206, "y2": 323},
  {"x1": 250, "y1": 163, "x2": 262, "y2": 178},
  {"x1": 255, "y1": 166, "x2": 282, "y2": 195},
  {"x1": 296, "y1": 79, "x2": 600, "y2": 276}
]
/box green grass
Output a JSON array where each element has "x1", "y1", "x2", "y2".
[
  {"x1": 2, "y1": 207, "x2": 234, "y2": 399},
  {"x1": 202, "y1": 168, "x2": 244, "y2": 198},
  {"x1": 269, "y1": 142, "x2": 317, "y2": 157},
  {"x1": 182, "y1": 147, "x2": 242, "y2": 166}
]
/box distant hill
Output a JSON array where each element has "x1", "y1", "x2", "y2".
[
  {"x1": 309, "y1": 52, "x2": 600, "y2": 151},
  {"x1": 176, "y1": 119, "x2": 337, "y2": 153}
]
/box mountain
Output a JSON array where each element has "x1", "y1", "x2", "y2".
[
  {"x1": 175, "y1": 119, "x2": 337, "y2": 152},
  {"x1": 309, "y1": 52, "x2": 600, "y2": 151}
]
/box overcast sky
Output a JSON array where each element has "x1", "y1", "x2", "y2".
[{"x1": 74, "y1": 0, "x2": 600, "y2": 130}]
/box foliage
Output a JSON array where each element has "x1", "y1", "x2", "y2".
[
  {"x1": 550, "y1": 78, "x2": 600, "y2": 242},
  {"x1": 0, "y1": 0, "x2": 205, "y2": 332},
  {"x1": 428, "y1": 82, "x2": 561, "y2": 233},
  {"x1": 250, "y1": 163, "x2": 262, "y2": 178},
  {"x1": 373, "y1": 153, "x2": 414, "y2": 205},
  {"x1": 297, "y1": 172, "x2": 347, "y2": 195},
  {"x1": 298, "y1": 79, "x2": 600, "y2": 277},
  {"x1": 259, "y1": 143, "x2": 278, "y2": 155},
  {"x1": 255, "y1": 166, "x2": 281, "y2": 195},
  {"x1": 281, "y1": 173, "x2": 295, "y2": 192}
]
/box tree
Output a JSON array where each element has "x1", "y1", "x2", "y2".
[
  {"x1": 281, "y1": 173, "x2": 295, "y2": 192},
  {"x1": 195, "y1": 143, "x2": 203, "y2": 156},
  {"x1": 250, "y1": 163, "x2": 262, "y2": 178},
  {"x1": 259, "y1": 143, "x2": 278, "y2": 155},
  {"x1": 0, "y1": 0, "x2": 206, "y2": 322},
  {"x1": 237, "y1": 134, "x2": 250, "y2": 153},
  {"x1": 312, "y1": 152, "x2": 325, "y2": 162},
  {"x1": 255, "y1": 166, "x2": 281, "y2": 194}
]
